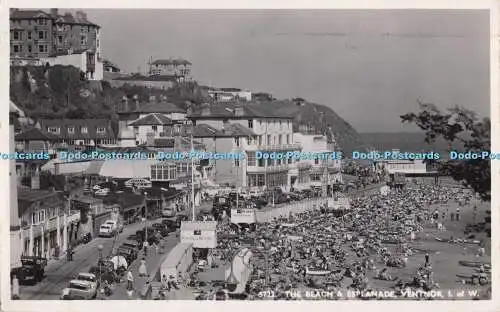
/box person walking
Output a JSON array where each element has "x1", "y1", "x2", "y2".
[
  {"x1": 138, "y1": 257, "x2": 148, "y2": 277},
  {"x1": 143, "y1": 240, "x2": 149, "y2": 257},
  {"x1": 11, "y1": 275, "x2": 20, "y2": 300},
  {"x1": 127, "y1": 270, "x2": 134, "y2": 291},
  {"x1": 425, "y1": 253, "x2": 430, "y2": 267},
  {"x1": 456, "y1": 208, "x2": 460, "y2": 221}
]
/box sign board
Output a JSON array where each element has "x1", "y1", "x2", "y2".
[
  {"x1": 231, "y1": 209, "x2": 256, "y2": 224},
  {"x1": 180, "y1": 221, "x2": 217, "y2": 249}
]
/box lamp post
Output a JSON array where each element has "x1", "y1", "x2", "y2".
[
  {"x1": 144, "y1": 192, "x2": 148, "y2": 243},
  {"x1": 97, "y1": 244, "x2": 103, "y2": 295}
]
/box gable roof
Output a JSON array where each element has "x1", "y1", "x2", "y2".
[
  {"x1": 189, "y1": 101, "x2": 295, "y2": 120},
  {"x1": 39, "y1": 119, "x2": 115, "y2": 140},
  {"x1": 128, "y1": 113, "x2": 173, "y2": 126},
  {"x1": 151, "y1": 58, "x2": 192, "y2": 66},
  {"x1": 193, "y1": 123, "x2": 256, "y2": 138},
  {"x1": 10, "y1": 10, "x2": 50, "y2": 19},
  {"x1": 15, "y1": 127, "x2": 59, "y2": 141}
]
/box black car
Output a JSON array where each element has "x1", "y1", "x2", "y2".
[
  {"x1": 11, "y1": 256, "x2": 47, "y2": 284},
  {"x1": 152, "y1": 223, "x2": 170, "y2": 237},
  {"x1": 162, "y1": 218, "x2": 177, "y2": 231},
  {"x1": 176, "y1": 215, "x2": 189, "y2": 227},
  {"x1": 117, "y1": 246, "x2": 137, "y2": 263}
]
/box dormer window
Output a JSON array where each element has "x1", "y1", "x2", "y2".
[
  {"x1": 68, "y1": 127, "x2": 75, "y2": 134},
  {"x1": 81, "y1": 127, "x2": 88, "y2": 134},
  {"x1": 47, "y1": 127, "x2": 59, "y2": 133},
  {"x1": 97, "y1": 127, "x2": 106, "y2": 134}
]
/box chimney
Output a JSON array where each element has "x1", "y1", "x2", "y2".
[
  {"x1": 50, "y1": 8, "x2": 58, "y2": 18},
  {"x1": 31, "y1": 168, "x2": 40, "y2": 190},
  {"x1": 133, "y1": 94, "x2": 140, "y2": 110},
  {"x1": 234, "y1": 106, "x2": 244, "y2": 117},
  {"x1": 75, "y1": 10, "x2": 85, "y2": 21},
  {"x1": 122, "y1": 96, "x2": 129, "y2": 111},
  {"x1": 201, "y1": 107, "x2": 211, "y2": 116}
]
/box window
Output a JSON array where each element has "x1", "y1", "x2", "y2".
[
  {"x1": 194, "y1": 230, "x2": 201, "y2": 235},
  {"x1": 152, "y1": 126, "x2": 157, "y2": 132},
  {"x1": 27, "y1": 32, "x2": 32, "y2": 40},
  {"x1": 273, "y1": 136, "x2": 276, "y2": 145},
  {"x1": 58, "y1": 36, "x2": 63, "y2": 44},
  {"x1": 38, "y1": 45, "x2": 48, "y2": 53},
  {"x1": 278, "y1": 135, "x2": 282, "y2": 145},
  {"x1": 258, "y1": 158, "x2": 265, "y2": 167},
  {"x1": 248, "y1": 120, "x2": 253, "y2": 129},
  {"x1": 258, "y1": 136, "x2": 262, "y2": 146},
  {"x1": 12, "y1": 45, "x2": 21, "y2": 53},
  {"x1": 68, "y1": 127, "x2": 75, "y2": 134},
  {"x1": 247, "y1": 152, "x2": 256, "y2": 166},
  {"x1": 81, "y1": 127, "x2": 88, "y2": 134},
  {"x1": 38, "y1": 210, "x2": 46, "y2": 223},
  {"x1": 267, "y1": 135, "x2": 271, "y2": 145},
  {"x1": 80, "y1": 35, "x2": 87, "y2": 45},
  {"x1": 235, "y1": 159, "x2": 240, "y2": 167},
  {"x1": 47, "y1": 127, "x2": 59, "y2": 133},
  {"x1": 38, "y1": 31, "x2": 47, "y2": 40},
  {"x1": 28, "y1": 45, "x2": 32, "y2": 53},
  {"x1": 279, "y1": 121, "x2": 282, "y2": 130},
  {"x1": 12, "y1": 31, "x2": 22, "y2": 40},
  {"x1": 234, "y1": 138, "x2": 240, "y2": 147},
  {"x1": 286, "y1": 134, "x2": 290, "y2": 144},
  {"x1": 96, "y1": 127, "x2": 106, "y2": 134},
  {"x1": 37, "y1": 19, "x2": 48, "y2": 25},
  {"x1": 133, "y1": 126, "x2": 139, "y2": 132}
]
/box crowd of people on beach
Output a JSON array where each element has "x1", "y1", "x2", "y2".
[{"x1": 202, "y1": 183, "x2": 483, "y2": 299}]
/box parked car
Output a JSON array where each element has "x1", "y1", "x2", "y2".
[
  {"x1": 151, "y1": 223, "x2": 169, "y2": 237},
  {"x1": 161, "y1": 207, "x2": 176, "y2": 218},
  {"x1": 104, "y1": 220, "x2": 123, "y2": 233},
  {"x1": 11, "y1": 256, "x2": 47, "y2": 284},
  {"x1": 94, "y1": 188, "x2": 110, "y2": 196},
  {"x1": 99, "y1": 224, "x2": 115, "y2": 237},
  {"x1": 75, "y1": 272, "x2": 99, "y2": 289},
  {"x1": 162, "y1": 218, "x2": 177, "y2": 231},
  {"x1": 60, "y1": 280, "x2": 97, "y2": 300},
  {"x1": 117, "y1": 246, "x2": 137, "y2": 264},
  {"x1": 122, "y1": 239, "x2": 141, "y2": 250}
]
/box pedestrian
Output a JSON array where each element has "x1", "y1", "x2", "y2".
[
  {"x1": 67, "y1": 245, "x2": 73, "y2": 261},
  {"x1": 456, "y1": 208, "x2": 460, "y2": 221},
  {"x1": 139, "y1": 257, "x2": 148, "y2": 277},
  {"x1": 425, "y1": 253, "x2": 430, "y2": 266},
  {"x1": 11, "y1": 275, "x2": 20, "y2": 300},
  {"x1": 127, "y1": 270, "x2": 134, "y2": 291},
  {"x1": 143, "y1": 240, "x2": 149, "y2": 257}
]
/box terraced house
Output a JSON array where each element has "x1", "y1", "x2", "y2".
[
  {"x1": 188, "y1": 102, "x2": 304, "y2": 191},
  {"x1": 36, "y1": 119, "x2": 116, "y2": 147}
]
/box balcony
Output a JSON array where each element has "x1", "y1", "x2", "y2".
[
  {"x1": 246, "y1": 164, "x2": 289, "y2": 173},
  {"x1": 21, "y1": 211, "x2": 81, "y2": 239},
  {"x1": 245, "y1": 143, "x2": 301, "y2": 152}
]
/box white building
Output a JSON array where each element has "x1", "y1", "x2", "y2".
[
  {"x1": 189, "y1": 102, "x2": 301, "y2": 191},
  {"x1": 208, "y1": 88, "x2": 252, "y2": 102},
  {"x1": 293, "y1": 133, "x2": 342, "y2": 191}
]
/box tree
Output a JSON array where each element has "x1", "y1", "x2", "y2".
[{"x1": 401, "y1": 101, "x2": 490, "y2": 201}]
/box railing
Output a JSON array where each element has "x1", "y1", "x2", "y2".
[
  {"x1": 255, "y1": 197, "x2": 327, "y2": 223},
  {"x1": 245, "y1": 143, "x2": 302, "y2": 151},
  {"x1": 21, "y1": 212, "x2": 81, "y2": 239},
  {"x1": 246, "y1": 165, "x2": 289, "y2": 173}
]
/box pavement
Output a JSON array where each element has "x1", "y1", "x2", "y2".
[{"x1": 18, "y1": 218, "x2": 166, "y2": 300}]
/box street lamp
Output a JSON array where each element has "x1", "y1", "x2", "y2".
[
  {"x1": 144, "y1": 192, "x2": 148, "y2": 243},
  {"x1": 97, "y1": 244, "x2": 103, "y2": 293}
]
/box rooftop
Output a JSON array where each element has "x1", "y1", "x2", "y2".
[
  {"x1": 38, "y1": 119, "x2": 115, "y2": 140},
  {"x1": 128, "y1": 113, "x2": 173, "y2": 126},
  {"x1": 188, "y1": 101, "x2": 295, "y2": 120},
  {"x1": 10, "y1": 9, "x2": 100, "y2": 28},
  {"x1": 151, "y1": 58, "x2": 192, "y2": 66},
  {"x1": 15, "y1": 127, "x2": 59, "y2": 141},
  {"x1": 193, "y1": 123, "x2": 256, "y2": 138},
  {"x1": 180, "y1": 221, "x2": 217, "y2": 231},
  {"x1": 119, "y1": 101, "x2": 186, "y2": 114}
]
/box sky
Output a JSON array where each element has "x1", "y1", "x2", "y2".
[{"x1": 66, "y1": 9, "x2": 490, "y2": 132}]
